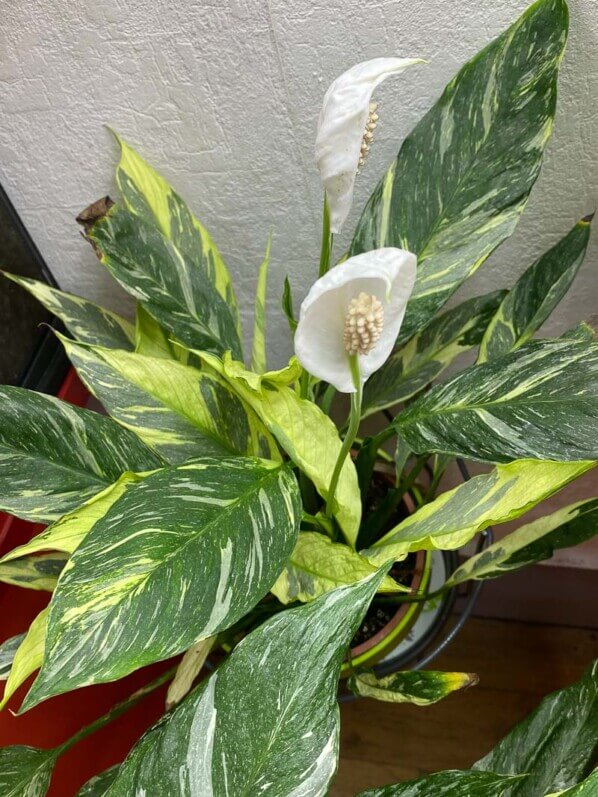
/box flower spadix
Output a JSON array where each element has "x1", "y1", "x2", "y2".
[
  {"x1": 295, "y1": 248, "x2": 417, "y2": 393},
  {"x1": 315, "y1": 57, "x2": 423, "y2": 234}
]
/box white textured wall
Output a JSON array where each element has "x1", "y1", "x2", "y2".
[{"x1": 1, "y1": 0, "x2": 596, "y2": 366}]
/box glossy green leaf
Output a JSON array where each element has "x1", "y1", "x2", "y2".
[
  {"x1": 2, "y1": 271, "x2": 135, "y2": 350},
  {"x1": 1, "y1": 608, "x2": 47, "y2": 710},
  {"x1": 0, "y1": 634, "x2": 25, "y2": 681},
  {"x1": 60, "y1": 338, "x2": 279, "y2": 463},
  {"x1": 0, "y1": 473, "x2": 144, "y2": 563},
  {"x1": 475, "y1": 660, "x2": 598, "y2": 796},
  {"x1": 395, "y1": 341, "x2": 598, "y2": 463},
  {"x1": 106, "y1": 571, "x2": 387, "y2": 797},
  {"x1": 0, "y1": 385, "x2": 162, "y2": 522},
  {"x1": 479, "y1": 217, "x2": 592, "y2": 362},
  {"x1": 446, "y1": 497, "x2": 598, "y2": 587},
  {"x1": 112, "y1": 131, "x2": 240, "y2": 333},
  {"x1": 78, "y1": 766, "x2": 120, "y2": 796},
  {"x1": 0, "y1": 553, "x2": 67, "y2": 592},
  {"x1": 271, "y1": 531, "x2": 405, "y2": 603},
  {"x1": 22, "y1": 457, "x2": 301, "y2": 708},
  {"x1": 357, "y1": 771, "x2": 524, "y2": 797},
  {"x1": 365, "y1": 460, "x2": 594, "y2": 564},
  {"x1": 362, "y1": 291, "x2": 506, "y2": 417},
  {"x1": 196, "y1": 352, "x2": 362, "y2": 543},
  {"x1": 546, "y1": 771, "x2": 598, "y2": 796},
  {"x1": 350, "y1": 0, "x2": 568, "y2": 344},
  {"x1": 251, "y1": 234, "x2": 272, "y2": 373},
  {"x1": 281, "y1": 276, "x2": 298, "y2": 333},
  {"x1": 0, "y1": 744, "x2": 58, "y2": 797},
  {"x1": 82, "y1": 201, "x2": 242, "y2": 358},
  {"x1": 349, "y1": 670, "x2": 478, "y2": 706}
]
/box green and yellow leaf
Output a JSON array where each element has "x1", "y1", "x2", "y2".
[
  {"x1": 350, "y1": 0, "x2": 568, "y2": 345},
  {"x1": 104, "y1": 573, "x2": 387, "y2": 797},
  {"x1": 196, "y1": 352, "x2": 362, "y2": 544},
  {"x1": 22, "y1": 457, "x2": 301, "y2": 708},
  {"x1": 348, "y1": 669, "x2": 478, "y2": 706},
  {"x1": 446, "y1": 498, "x2": 598, "y2": 587},
  {"x1": 272, "y1": 532, "x2": 405, "y2": 603},
  {"x1": 134, "y1": 303, "x2": 180, "y2": 360},
  {"x1": 395, "y1": 340, "x2": 598, "y2": 463},
  {"x1": 0, "y1": 553, "x2": 67, "y2": 592},
  {"x1": 0, "y1": 385, "x2": 162, "y2": 522},
  {"x1": 81, "y1": 201, "x2": 242, "y2": 358},
  {"x1": 113, "y1": 131, "x2": 240, "y2": 333},
  {"x1": 60, "y1": 338, "x2": 279, "y2": 463},
  {"x1": 365, "y1": 460, "x2": 595, "y2": 564},
  {"x1": 479, "y1": 216, "x2": 592, "y2": 362},
  {"x1": 2, "y1": 271, "x2": 135, "y2": 350},
  {"x1": 362, "y1": 291, "x2": 506, "y2": 417},
  {"x1": 0, "y1": 634, "x2": 25, "y2": 681}
]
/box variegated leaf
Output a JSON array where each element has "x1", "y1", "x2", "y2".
[
  {"x1": 105, "y1": 572, "x2": 387, "y2": 797},
  {"x1": 0, "y1": 553, "x2": 67, "y2": 592},
  {"x1": 271, "y1": 531, "x2": 405, "y2": 603},
  {"x1": 134, "y1": 303, "x2": 179, "y2": 360},
  {"x1": 546, "y1": 771, "x2": 598, "y2": 796},
  {"x1": 561, "y1": 322, "x2": 595, "y2": 342},
  {"x1": 1, "y1": 608, "x2": 47, "y2": 710},
  {"x1": 196, "y1": 352, "x2": 362, "y2": 543},
  {"x1": 0, "y1": 473, "x2": 143, "y2": 563},
  {"x1": 0, "y1": 385, "x2": 162, "y2": 522},
  {"x1": 112, "y1": 131, "x2": 240, "y2": 333},
  {"x1": 60, "y1": 338, "x2": 279, "y2": 463},
  {"x1": 475, "y1": 660, "x2": 598, "y2": 796},
  {"x1": 251, "y1": 234, "x2": 272, "y2": 373},
  {"x1": 479, "y1": 216, "x2": 592, "y2": 362},
  {"x1": 358, "y1": 771, "x2": 525, "y2": 797},
  {"x1": 349, "y1": 670, "x2": 478, "y2": 706},
  {"x1": 22, "y1": 457, "x2": 301, "y2": 708},
  {"x1": 362, "y1": 291, "x2": 506, "y2": 417},
  {"x1": 365, "y1": 460, "x2": 594, "y2": 564},
  {"x1": 395, "y1": 341, "x2": 598, "y2": 463},
  {"x1": 0, "y1": 744, "x2": 58, "y2": 797},
  {"x1": 0, "y1": 634, "x2": 24, "y2": 681},
  {"x1": 446, "y1": 498, "x2": 598, "y2": 587},
  {"x1": 2, "y1": 271, "x2": 135, "y2": 350},
  {"x1": 350, "y1": 0, "x2": 568, "y2": 345},
  {"x1": 80, "y1": 200, "x2": 242, "y2": 358},
  {"x1": 78, "y1": 766, "x2": 120, "y2": 796}
]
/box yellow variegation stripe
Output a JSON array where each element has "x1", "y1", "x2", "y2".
[
  {"x1": 365, "y1": 459, "x2": 595, "y2": 564},
  {"x1": 112, "y1": 131, "x2": 241, "y2": 337},
  {"x1": 0, "y1": 608, "x2": 47, "y2": 710},
  {"x1": 251, "y1": 235, "x2": 272, "y2": 374},
  {"x1": 272, "y1": 532, "x2": 406, "y2": 603},
  {"x1": 2, "y1": 271, "x2": 135, "y2": 350},
  {"x1": 196, "y1": 352, "x2": 362, "y2": 544}
]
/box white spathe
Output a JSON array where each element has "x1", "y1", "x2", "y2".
[
  {"x1": 295, "y1": 248, "x2": 417, "y2": 393},
  {"x1": 315, "y1": 57, "x2": 423, "y2": 235}
]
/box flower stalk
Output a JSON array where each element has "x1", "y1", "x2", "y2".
[{"x1": 318, "y1": 193, "x2": 333, "y2": 278}]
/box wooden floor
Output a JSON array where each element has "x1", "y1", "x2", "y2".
[{"x1": 332, "y1": 616, "x2": 598, "y2": 795}]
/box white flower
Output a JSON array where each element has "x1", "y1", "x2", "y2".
[
  {"x1": 295, "y1": 248, "x2": 417, "y2": 393},
  {"x1": 315, "y1": 57, "x2": 423, "y2": 235}
]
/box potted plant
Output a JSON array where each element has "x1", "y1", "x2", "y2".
[{"x1": 0, "y1": 0, "x2": 596, "y2": 793}]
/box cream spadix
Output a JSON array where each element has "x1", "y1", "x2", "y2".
[
  {"x1": 315, "y1": 57, "x2": 423, "y2": 234},
  {"x1": 294, "y1": 248, "x2": 417, "y2": 393}
]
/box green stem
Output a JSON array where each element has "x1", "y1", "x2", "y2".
[
  {"x1": 320, "y1": 383, "x2": 336, "y2": 416},
  {"x1": 318, "y1": 194, "x2": 333, "y2": 277},
  {"x1": 326, "y1": 357, "x2": 362, "y2": 518},
  {"x1": 58, "y1": 665, "x2": 176, "y2": 755}
]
